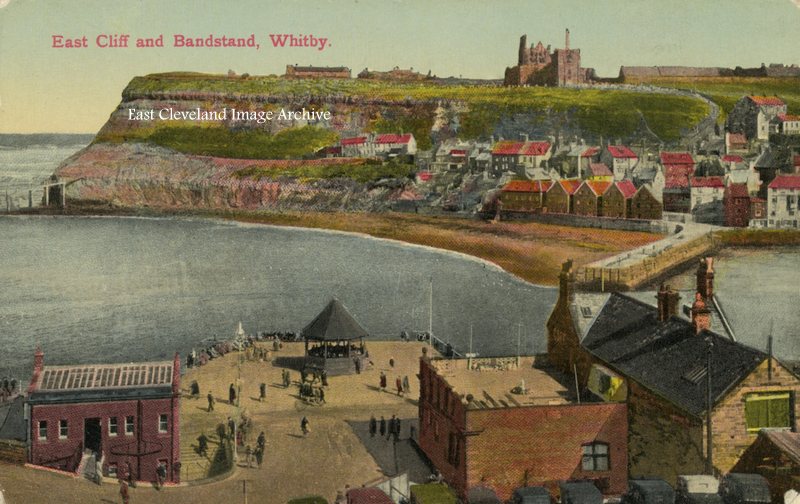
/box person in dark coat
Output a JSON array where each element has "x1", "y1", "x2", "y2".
[
  {"x1": 318, "y1": 386, "x2": 326, "y2": 404},
  {"x1": 379, "y1": 416, "x2": 386, "y2": 437},
  {"x1": 396, "y1": 377, "x2": 403, "y2": 396},
  {"x1": 394, "y1": 417, "x2": 402, "y2": 441},
  {"x1": 321, "y1": 370, "x2": 328, "y2": 387},
  {"x1": 259, "y1": 383, "x2": 266, "y2": 402},
  {"x1": 229, "y1": 383, "x2": 236, "y2": 404},
  {"x1": 197, "y1": 433, "x2": 209, "y2": 457},
  {"x1": 301, "y1": 416, "x2": 310, "y2": 436},
  {"x1": 379, "y1": 371, "x2": 387, "y2": 391},
  {"x1": 207, "y1": 393, "x2": 215, "y2": 412},
  {"x1": 369, "y1": 415, "x2": 377, "y2": 437},
  {"x1": 228, "y1": 417, "x2": 236, "y2": 439},
  {"x1": 257, "y1": 431, "x2": 266, "y2": 452},
  {"x1": 255, "y1": 446, "x2": 264, "y2": 468},
  {"x1": 387, "y1": 415, "x2": 396, "y2": 439}
]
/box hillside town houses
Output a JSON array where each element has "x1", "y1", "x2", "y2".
[{"x1": 311, "y1": 92, "x2": 797, "y2": 227}]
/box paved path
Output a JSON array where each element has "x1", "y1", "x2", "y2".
[{"x1": 0, "y1": 341, "x2": 434, "y2": 504}]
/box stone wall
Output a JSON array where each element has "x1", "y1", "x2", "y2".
[
  {"x1": 710, "y1": 358, "x2": 800, "y2": 474},
  {"x1": 0, "y1": 439, "x2": 26, "y2": 464},
  {"x1": 575, "y1": 232, "x2": 715, "y2": 291}
]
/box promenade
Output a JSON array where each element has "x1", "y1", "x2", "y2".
[{"x1": 0, "y1": 341, "x2": 433, "y2": 504}]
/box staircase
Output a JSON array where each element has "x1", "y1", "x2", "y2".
[{"x1": 76, "y1": 450, "x2": 98, "y2": 482}]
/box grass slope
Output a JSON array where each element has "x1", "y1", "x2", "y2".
[{"x1": 123, "y1": 73, "x2": 709, "y2": 142}]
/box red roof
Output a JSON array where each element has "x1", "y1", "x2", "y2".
[
  {"x1": 769, "y1": 175, "x2": 800, "y2": 190},
  {"x1": 691, "y1": 176, "x2": 725, "y2": 188},
  {"x1": 588, "y1": 163, "x2": 612, "y2": 177},
  {"x1": 615, "y1": 180, "x2": 637, "y2": 199},
  {"x1": 778, "y1": 114, "x2": 800, "y2": 122},
  {"x1": 416, "y1": 171, "x2": 433, "y2": 182},
  {"x1": 492, "y1": 141, "x2": 524, "y2": 155},
  {"x1": 665, "y1": 165, "x2": 691, "y2": 188},
  {"x1": 722, "y1": 155, "x2": 744, "y2": 163},
  {"x1": 749, "y1": 96, "x2": 786, "y2": 107},
  {"x1": 502, "y1": 180, "x2": 553, "y2": 193},
  {"x1": 660, "y1": 152, "x2": 694, "y2": 166},
  {"x1": 492, "y1": 141, "x2": 551, "y2": 156},
  {"x1": 520, "y1": 141, "x2": 551, "y2": 156},
  {"x1": 375, "y1": 133, "x2": 413, "y2": 144},
  {"x1": 728, "y1": 133, "x2": 747, "y2": 145},
  {"x1": 551, "y1": 179, "x2": 582, "y2": 195},
  {"x1": 584, "y1": 180, "x2": 612, "y2": 196},
  {"x1": 347, "y1": 488, "x2": 393, "y2": 504},
  {"x1": 607, "y1": 145, "x2": 638, "y2": 159},
  {"x1": 581, "y1": 147, "x2": 600, "y2": 158},
  {"x1": 341, "y1": 136, "x2": 367, "y2": 146}
]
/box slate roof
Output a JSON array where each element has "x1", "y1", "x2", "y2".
[
  {"x1": 28, "y1": 360, "x2": 176, "y2": 404},
  {"x1": 302, "y1": 299, "x2": 370, "y2": 341},
  {"x1": 579, "y1": 293, "x2": 766, "y2": 417},
  {"x1": 0, "y1": 396, "x2": 26, "y2": 441},
  {"x1": 760, "y1": 430, "x2": 800, "y2": 466}
]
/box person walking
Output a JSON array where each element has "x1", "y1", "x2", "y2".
[
  {"x1": 379, "y1": 371, "x2": 387, "y2": 392},
  {"x1": 197, "y1": 433, "x2": 209, "y2": 457},
  {"x1": 207, "y1": 393, "x2": 215, "y2": 412},
  {"x1": 257, "y1": 431, "x2": 266, "y2": 452},
  {"x1": 379, "y1": 416, "x2": 386, "y2": 437},
  {"x1": 321, "y1": 369, "x2": 328, "y2": 387},
  {"x1": 228, "y1": 383, "x2": 236, "y2": 405},
  {"x1": 255, "y1": 445, "x2": 264, "y2": 468},
  {"x1": 259, "y1": 383, "x2": 266, "y2": 402},
  {"x1": 119, "y1": 479, "x2": 130, "y2": 504},
  {"x1": 245, "y1": 445, "x2": 253, "y2": 468},
  {"x1": 369, "y1": 415, "x2": 377, "y2": 437},
  {"x1": 301, "y1": 416, "x2": 310, "y2": 436},
  {"x1": 396, "y1": 377, "x2": 403, "y2": 396},
  {"x1": 318, "y1": 386, "x2": 326, "y2": 404},
  {"x1": 402, "y1": 375, "x2": 410, "y2": 394},
  {"x1": 387, "y1": 415, "x2": 396, "y2": 439},
  {"x1": 389, "y1": 357, "x2": 395, "y2": 368},
  {"x1": 394, "y1": 417, "x2": 402, "y2": 442}
]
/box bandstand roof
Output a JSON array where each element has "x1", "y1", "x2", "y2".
[{"x1": 302, "y1": 299, "x2": 369, "y2": 341}]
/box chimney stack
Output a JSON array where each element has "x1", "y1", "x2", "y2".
[
  {"x1": 696, "y1": 257, "x2": 715, "y2": 300},
  {"x1": 559, "y1": 259, "x2": 575, "y2": 303},
  {"x1": 28, "y1": 346, "x2": 45, "y2": 394},
  {"x1": 691, "y1": 292, "x2": 712, "y2": 334},
  {"x1": 656, "y1": 284, "x2": 681, "y2": 322}
]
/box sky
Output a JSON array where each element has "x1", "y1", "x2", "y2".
[{"x1": 0, "y1": 0, "x2": 799, "y2": 133}]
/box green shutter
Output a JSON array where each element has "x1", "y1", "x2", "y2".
[{"x1": 745, "y1": 393, "x2": 791, "y2": 432}]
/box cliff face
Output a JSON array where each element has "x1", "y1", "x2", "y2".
[{"x1": 57, "y1": 143, "x2": 406, "y2": 212}]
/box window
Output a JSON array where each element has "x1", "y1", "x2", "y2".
[
  {"x1": 108, "y1": 463, "x2": 118, "y2": 478},
  {"x1": 745, "y1": 392, "x2": 792, "y2": 433},
  {"x1": 159, "y1": 414, "x2": 169, "y2": 433},
  {"x1": 582, "y1": 442, "x2": 609, "y2": 471},
  {"x1": 125, "y1": 416, "x2": 135, "y2": 435},
  {"x1": 109, "y1": 417, "x2": 118, "y2": 436},
  {"x1": 59, "y1": 419, "x2": 68, "y2": 439},
  {"x1": 38, "y1": 420, "x2": 48, "y2": 441}
]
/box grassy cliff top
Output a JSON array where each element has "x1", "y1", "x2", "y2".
[{"x1": 122, "y1": 72, "x2": 710, "y2": 142}]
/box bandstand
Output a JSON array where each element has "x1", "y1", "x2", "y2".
[{"x1": 302, "y1": 299, "x2": 369, "y2": 376}]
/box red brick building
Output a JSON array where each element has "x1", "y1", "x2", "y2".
[
  {"x1": 573, "y1": 180, "x2": 611, "y2": 216},
  {"x1": 26, "y1": 348, "x2": 181, "y2": 484},
  {"x1": 630, "y1": 185, "x2": 663, "y2": 220},
  {"x1": 602, "y1": 180, "x2": 637, "y2": 218},
  {"x1": 544, "y1": 179, "x2": 581, "y2": 214},
  {"x1": 724, "y1": 183, "x2": 752, "y2": 227},
  {"x1": 498, "y1": 180, "x2": 553, "y2": 214},
  {"x1": 418, "y1": 354, "x2": 628, "y2": 501}
]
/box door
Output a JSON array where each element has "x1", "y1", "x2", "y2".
[{"x1": 84, "y1": 418, "x2": 101, "y2": 454}]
